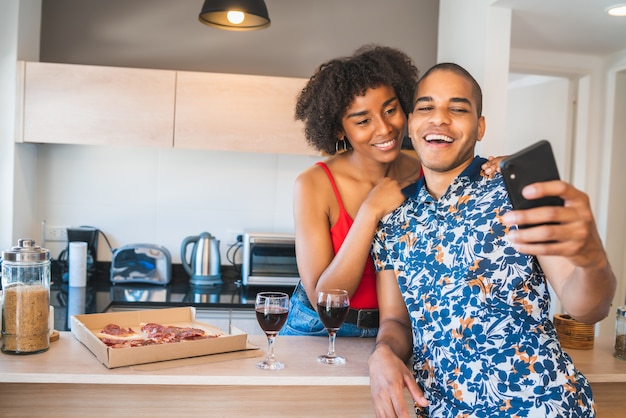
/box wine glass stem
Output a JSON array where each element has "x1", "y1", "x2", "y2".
[
  {"x1": 266, "y1": 334, "x2": 276, "y2": 362},
  {"x1": 327, "y1": 331, "x2": 337, "y2": 357}
]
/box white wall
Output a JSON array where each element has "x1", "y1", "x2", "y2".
[
  {"x1": 0, "y1": 1, "x2": 20, "y2": 250},
  {"x1": 33, "y1": 144, "x2": 321, "y2": 264},
  {"x1": 0, "y1": 0, "x2": 41, "y2": 251},
  {"x1": 505, "y1": 75, "x2": 571, "y2": 178}
]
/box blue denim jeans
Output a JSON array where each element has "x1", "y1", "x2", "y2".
[{"x1": 279, "y1": 281, "x2": 377, "y2": 338}]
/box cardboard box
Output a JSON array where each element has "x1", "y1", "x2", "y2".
[{"x1": 70, "y1": 307, "x2": 248, "y2": 368}]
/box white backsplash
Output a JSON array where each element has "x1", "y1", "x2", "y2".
[{"x1": 34, "y1": 144, "x2": 321, "y2": 264}]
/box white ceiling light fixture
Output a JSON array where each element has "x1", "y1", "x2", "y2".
[{"x1": 607, "y1": 4, "x2": 626, "y2": 16}]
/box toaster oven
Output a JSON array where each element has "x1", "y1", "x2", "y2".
[{"x1": 241, "y1": 232, "x2": 299, "y2": 286}]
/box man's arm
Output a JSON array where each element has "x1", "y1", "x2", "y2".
[
  {"x1": 502, "y1": 180, "x2": 617, "y2": 324},
  {"x1": 368, "y1": 269, "x2": 428, "y2": 418}
]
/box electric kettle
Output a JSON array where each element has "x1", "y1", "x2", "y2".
[{"x1": 180, "y1": 232, "x2": 222, "y2": 285}]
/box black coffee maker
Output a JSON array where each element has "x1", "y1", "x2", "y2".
[
  {"x1": 56, "y1": 226, "x2": 100, "y2": 282},
  {"x1": 66, "y1": 226, "x2": 99, "y2": 267}
]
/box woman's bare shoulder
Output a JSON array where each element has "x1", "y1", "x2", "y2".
[
  {"x1": 294, "y1": 160, "x2": 340, "y2": 219},
  {"x1": 296, "y1": 160, "x2": 327, "y2": 183},
  {"x1": 294, "y1": 159, "x2": 338, "y2": 196}
]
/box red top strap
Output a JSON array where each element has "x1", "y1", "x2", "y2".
[{"x1": 315, "y1": 162, "x2": 377, "y2": 309}]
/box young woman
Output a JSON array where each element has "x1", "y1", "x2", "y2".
[{"x1": 280, "y1": 45, "x2": 499, "y2": 337}]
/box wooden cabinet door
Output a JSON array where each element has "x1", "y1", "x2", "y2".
[
  {"x1": 174, "y1": 71, "x2": 316, "y2": 155},
  {"x1": 21, "y1": 62, "x2": 176, "y2": 147}
]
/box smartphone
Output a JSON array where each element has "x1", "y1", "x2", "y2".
[{"x1": 499, "y1": 140, "x2": 565, "y2": 210}]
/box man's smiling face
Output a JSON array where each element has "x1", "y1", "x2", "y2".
[{"x1": 408, "y1": 69, "x2": 485, "y2": 180}]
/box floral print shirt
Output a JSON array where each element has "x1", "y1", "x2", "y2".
[{"x1": 372, "y1": 157, "x2": 595, "y2": 417}]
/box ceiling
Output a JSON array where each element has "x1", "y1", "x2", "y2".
[
  {"x1": 38, "y1": 0, "x2": 626, "y2": 79},
  {"x1": 494, "y1": 0, "x2": 626, "y2": 56}
]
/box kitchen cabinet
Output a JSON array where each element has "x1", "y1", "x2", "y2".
[
  {"x1": 17, "y1": 61, "x2": 317, "y2": 155},
  {"x1": 18, "y1": 61, "x2": 176, "y2": 147},
  {"x1": 174, "y1": 70, "x2": 314, "y2": 155}
]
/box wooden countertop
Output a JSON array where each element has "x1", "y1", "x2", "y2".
[
  {"x1": 1, "y1": 332, "x2": 375, "y2": 386},
  {"x1": 2, "y1": 331, "x2": 626, "y2": 385},
  {"x1": 560, "y1": 332, "x2": 626, "y2": 382},
  {"x1": 2, "y1": 332, "x2": 626, "y2": 417},
  {"x1": 0, "y1": 333, "x2": 388, "y2": 417}
]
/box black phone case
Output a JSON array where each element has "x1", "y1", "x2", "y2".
[{"x1": 499, "y1": 140, "x2": 565, "y2": 210}]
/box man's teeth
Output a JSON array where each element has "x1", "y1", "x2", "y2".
[{"x1": 425, "y1": 134, "x2": 453, "y2": 143}]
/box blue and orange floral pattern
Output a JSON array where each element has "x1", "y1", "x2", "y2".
[{"x1": 372, "y1": 157, "x2": 595, "y2": 417}]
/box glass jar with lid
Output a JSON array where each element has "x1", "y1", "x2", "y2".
[
  {"x1": 1, "y1": 239, "x2": 51, "y2": 354},
  {"x1": 615, "y1": 306, "x2": 626, "y2": 361}
]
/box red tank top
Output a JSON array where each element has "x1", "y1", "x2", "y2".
[{"x1": 317, "y1": 162, "x2": 377, "y2": 309}]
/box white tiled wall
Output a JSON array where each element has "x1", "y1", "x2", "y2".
[{"x1": 33, "y1": 144, "x2": 321, "y2": 264}]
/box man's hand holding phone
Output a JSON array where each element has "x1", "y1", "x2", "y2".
[
  {"x1": 500, "y1": 140, "x2": 601, "y2": 264},
  {"x1": 500, "y1": 142, "x2": 615, "y2": 326}
]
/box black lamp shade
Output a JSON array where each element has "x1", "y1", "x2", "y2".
[{"x1": 199, "y1": 0, "x2": 271, "y2": 31}]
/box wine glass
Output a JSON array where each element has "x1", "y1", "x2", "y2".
[
  {"x1": 316, "y1": 289, "x2": 350, "y2": 365},
  {"x1": 255, "y1": 292, "x2": 290, "y2": 370}
]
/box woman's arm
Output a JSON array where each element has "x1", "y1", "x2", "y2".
[{"x1": 293, "y1": 167, "x2": 407, "y2": 306}]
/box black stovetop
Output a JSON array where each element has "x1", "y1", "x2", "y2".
[{"x1": 50, "y1": 262, "x2": 295, "y2": 331}]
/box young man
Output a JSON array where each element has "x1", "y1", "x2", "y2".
[{"x1": 368, "y1": 63, "x2": 616, "y2": 417}]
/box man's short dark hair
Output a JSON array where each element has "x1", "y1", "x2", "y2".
[{"x1": 416, "y1": 63, "x2": 483, "y2": 117}]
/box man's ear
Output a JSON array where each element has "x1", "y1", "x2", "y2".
[{"x1": 476, "y1": 116, "x2": 486, "y2": 141}]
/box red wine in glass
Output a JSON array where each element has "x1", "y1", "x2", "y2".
[
  {"x1": 317, "y1": 304, "x2": 349, "y2": 331},
  {"x1": 255, "y1": 292, "x2": 289, "y2": 370},
  {"x1": 317, "y1": 289, "x2": 350, "y2": 365},
  {"x1": 255, "y1": 307, "x2": 288, "y2": 335}
]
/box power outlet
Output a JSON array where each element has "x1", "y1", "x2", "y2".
[
  {"x1": 227, "y1": 230, "x2": 243, "y2": 245},
  {"x1": 46, "y1": 226, "x2": 68, "y2": 242}
]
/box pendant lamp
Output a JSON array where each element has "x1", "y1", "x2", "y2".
[{"x1": 199, "y1": 0, "x2": 271, "y2": 31}]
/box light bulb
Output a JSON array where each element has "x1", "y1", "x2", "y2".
[
  {"x1": 227, "y1": 10, "x2": 245, "y2": 24},
  {"x1": 608, "y1": 5, "x2": 626, "y2": 16}
]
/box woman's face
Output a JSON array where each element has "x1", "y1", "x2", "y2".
[{"x1": 339, "y1": 85, "x2": 406, "y2": 162}]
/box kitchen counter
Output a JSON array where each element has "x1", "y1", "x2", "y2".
[
  {"x1": 1, "y1": 332, "x2": 626, "y2": 417},
  {"x1": 51, "y1": 263, "x2": 296, "y2": 333},
  {"x1": 559, "y1": 334, "x2": 626, "y2": 418},
  {"x1": 0, "y1": 333, "x2": 406, "y2": 417}
]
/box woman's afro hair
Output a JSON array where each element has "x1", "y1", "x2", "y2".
[{"x1": 295, "y1": 44, "x2": 419, "y2": 155}]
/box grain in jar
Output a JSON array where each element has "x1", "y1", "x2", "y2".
[
  {"x1": 1, "y1": 239, "x2": 51, "y2": 354},
  {"x1": 2, "y1": 284, "x2": 50, "y2": 353}
]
